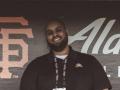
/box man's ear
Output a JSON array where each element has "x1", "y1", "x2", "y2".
[{"x1": 66, "y1": 28, "x2": 69, "y2": 35}]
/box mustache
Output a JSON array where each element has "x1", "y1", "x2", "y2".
[{"x1": 52, "y1": 35, "x2": 62, "y2": 41}]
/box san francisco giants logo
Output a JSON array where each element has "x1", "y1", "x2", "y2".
[{"x1": 0, "y1": 17, "x2": 33, "y2": 79}]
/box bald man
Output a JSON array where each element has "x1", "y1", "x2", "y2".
[{"x1": 20, "y1": 19, "x2": 112, "y2": 90}]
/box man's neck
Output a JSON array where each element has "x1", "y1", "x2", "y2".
[{"x1": 53, "y1": 46, "x2": 70, "y2": 56}]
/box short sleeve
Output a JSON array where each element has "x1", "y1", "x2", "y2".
[
  {"x1": 19, "y1": 61, "x2": 39, "y2": 90},
  {"x1": 91, "y1": 56, "x2": 112, "y2": 90}
]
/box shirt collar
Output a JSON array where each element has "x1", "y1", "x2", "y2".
[{"x1": 48, "y1": 46, "x2": 77, "y2": 60}]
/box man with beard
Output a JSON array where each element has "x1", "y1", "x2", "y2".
[{"x1": 20, "y1": 19, "x2": 112, "y2": 90}]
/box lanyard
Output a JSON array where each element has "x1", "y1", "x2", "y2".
[{"x1": 54, "y1": 57, "x2": 68, "y2": 88}]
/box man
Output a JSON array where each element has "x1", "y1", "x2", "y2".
[{"x1": 20, "y1": 19, "x2": 112, "y2": 90}]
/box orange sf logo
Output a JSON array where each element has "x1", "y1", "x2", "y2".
[{"x1": 0, "y1": 17, "x2": 33, "y2": 79}]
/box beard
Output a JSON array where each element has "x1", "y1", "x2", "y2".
[{"x1": 47, "y1": 33, "x2": 68, "y2": 52}]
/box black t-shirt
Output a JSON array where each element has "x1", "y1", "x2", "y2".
[{"x1": 20, "y1": 48, "x2": 112, "y2": 90}]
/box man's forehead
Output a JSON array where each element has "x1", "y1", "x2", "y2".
[
  {"x1": 47, "y1": 21, "x2": 63, "y2": 26},
  {"x1": 46, "y1": 21, "x2": 64, "y2": 30}
]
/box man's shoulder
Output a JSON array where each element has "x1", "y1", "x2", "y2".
[
  {"x1": 35, "y1": 53, "x2": 50, "y2": 61},
  {"x1": 28, "y1": 53, "x2": 50, "y2": 67},
  {"x1": 72, "y1": 50, "x2": 98, "y2": 63},
  {"x1": 72, "y1": 50, "x2": 100, "y2": 67},
  {"x1": 73, "y1": 50, "x2": 95, "y2": 59}
]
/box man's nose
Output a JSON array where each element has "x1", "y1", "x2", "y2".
[{"x1": 53, "y1": 31, "x2": 58, "y2": 37}]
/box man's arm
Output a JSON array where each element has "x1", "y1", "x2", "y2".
[
  {"x1": 20, "y1": 61, "x2": 38, "y2": 90},
  {"x1": 91, "y1": 56, "x2": 112, "y2": 90}
]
